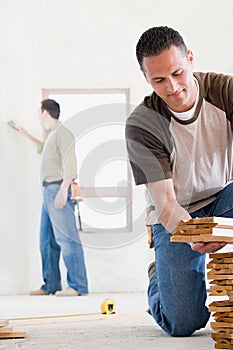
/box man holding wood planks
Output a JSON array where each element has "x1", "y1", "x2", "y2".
[{"x1": 126, "y1": 26, "x2": 233, "y2": 336}]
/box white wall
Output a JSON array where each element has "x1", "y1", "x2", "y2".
[{"x1": 0, "y1": 0, "x2": 232, "y2": 294}]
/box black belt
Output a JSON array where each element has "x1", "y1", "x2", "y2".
[{"x1": 43, "y1": 180, "x2": 63, "y2": 187}]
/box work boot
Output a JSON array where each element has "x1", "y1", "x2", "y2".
[
  {"x1": 30, "y1": 288, "x2": 49, "y2": 296},
  {"x1": 55, "y1": 287, "x2": 82, "y2": 297}
]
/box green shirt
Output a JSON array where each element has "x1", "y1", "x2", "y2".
[{"x1": 39, "y1": 122, "x2": 77, "y2": 183}]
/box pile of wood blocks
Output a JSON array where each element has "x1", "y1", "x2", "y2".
[
  {"x1": 0, "y1": 319, "x2": 26, "y2": 339},
  {"x1": 208, "y1": 252, "x2": 233, "y2": 349},
  {"x1": 171, "y1": 217, "x2": 233, "y2": 243}
]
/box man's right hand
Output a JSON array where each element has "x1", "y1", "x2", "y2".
[{"x1": 14, "y1": 125, "x2": 28, "y2": 136}]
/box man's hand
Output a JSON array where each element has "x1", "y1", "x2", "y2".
[
  {"x1": 14, "y1": 124, "x2": 27, "y2": 135},
  {"x1": 54, "y1": 187, "x2": 68, "y2": 209},
  {"x1": 190, "y1": 241, "x2": 227, "y2": 253},
  {"x1": 54, "y1": 179, "x2": 72, "y2": 209}
]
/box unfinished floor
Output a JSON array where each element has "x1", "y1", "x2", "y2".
[{"x1": 0, "y1": 292, "x2": 214, "y2": 350}]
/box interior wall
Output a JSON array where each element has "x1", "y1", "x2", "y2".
[{"x1": 0, "y1": 0, "x2": 232, "y2": 294}]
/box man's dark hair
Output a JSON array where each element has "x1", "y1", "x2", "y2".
[
  {"x1": 41, "y1": 99, "x2": 60, "y2": 119},
  {"x1": 136, "y1": 26, "x2": 188, "y2": 70}
]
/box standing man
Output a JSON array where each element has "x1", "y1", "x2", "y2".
[
  {"x1": 16, "y1": 99, "x2": 88, "y2": 296},
  {"x1": 126, "y1": 26, "x2": 233, "y2": 336}
]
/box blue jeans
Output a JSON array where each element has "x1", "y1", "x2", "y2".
[
  {"x1": 40, "y1": 184, "x2": 88, "y2": 294},
  {"x1": 148, "y1": 182, "x2": 233, "y2": 336}
]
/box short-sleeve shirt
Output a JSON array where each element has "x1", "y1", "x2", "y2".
[
  {"x1": 126, "y1": 72, "x2": 233, "y2": 219},
  {"x1": 40, "y1": 122, "x2": 77, "y2": 183}
]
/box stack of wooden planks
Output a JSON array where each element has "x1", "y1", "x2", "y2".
[
  {"x1": 171, "y1": 217, "x2": 233, "y2": 243},
  {"x1": 0, "y1": 319, "x2": 26, "y2": 339},
  {"x1": 208, "y1": 252, "x2": 233, "y2": 349},
  {"x1": 170, "y1": 219, "x2": 233, "y2": 349}
]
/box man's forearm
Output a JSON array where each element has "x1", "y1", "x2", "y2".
[
  {"x1": 147, "y1": 180, "x2": 191, "y2": 234},
  {"x1": 15, "y1": 125, "x2": 42, "y2": 147},
  {"x1": 61, "y1": 178, "x2": 72, "y2": 191},
  {"x1": 157, "y1": 198, "x2": 191, "y2": 234}
]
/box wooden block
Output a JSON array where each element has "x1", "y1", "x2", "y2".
[
  {"x1": 210, "y1": 286, "x2": 233, "y2": 291},
  {"x1": 210, "y1": 287, "x2": 233, "y2": 296},
  {"x1": 210, "y1": 279, "x2": 233, "y2": 285},
  {"x1": 0, "y1": 326, "x2": 13, "y2": 333},
  {"x1": 215, "y1": 344, "x2": 233, "y2": 349},
  {"x1": 209, "y1": 253, "x2": 233, "y2": 259},
  {"x1": 210, "y1": 307, "x2": 233, "y2": 312},
  {"x1": 0, "y1": 320, "x2": 8, "y2": 328},
  {"x1": 213, "y1": 312, "x2": 233, "y2": 317},
  {"x1": 210, "y1": 291, "x2": 233, "y2": 296},
  {"x1": 211, "y1": 322, "x2": 233, "y2": 329},
  {"x1": 171, "y1": 234, "x2": 233, "y2": 243},
  {"x1": 207, "y1": 263, "x2": 233, "y2": 269},
  {"x1": 212, "y1": 333, "x2": 233, "y2": 340},
  {"x1": 210, "y1": 259, "x2": 233, "y2": 265},
  {"x1": 175, "y1": 228, "x2": 213, "y2": 235},
  {"x1": 215, "y1": 317, "x2": 233, "y2": 323},
  {"x1": 170, "y1": 235, "x2": 193, "y2": 242},
  {"x1": 208, "y1": 269, "x2": 233, "y2": 275},
  {"x1": 179, "y1": 217, "x2": 233, "y2": 226},
  {"x1": 176, "y1": 223, "x2": 216, "y2": 230},
  {"x1": 207, "y1": 273, "x2": 233, "y2": 280},
  {"x1": 0, "y1": 331, "x2": 26, "y2": 339},
  {"x1": 211, "y1": 322, "x2": 233, "y2": 332},
  {"x1": 210, "y1": 300, "x2": 233, "y2": 307},
  {"x1": 209, "y1": 300, "x2": 233, "y2": 312}
]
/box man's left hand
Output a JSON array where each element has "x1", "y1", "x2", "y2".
[
  {"x1": 190, "y1": 241, "x2": 227, "y2": 253},
  {"x1": 54, "y1": 188, "x2": 67, "y2": 209}
]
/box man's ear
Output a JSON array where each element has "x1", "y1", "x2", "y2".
[
  {"x1": 187, "y1": 50, "x2": 194, "y2": 66},
  {"x1": 43, "y1": 110, "x2": 50, "y2": 119}
]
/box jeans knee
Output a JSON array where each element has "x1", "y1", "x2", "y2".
[
  {"x1": 163, "y1": 311, "x2": 210, "y2": 337},
  {"x1": 167, "y1": 325, "x2": 196, "y2": 337}
]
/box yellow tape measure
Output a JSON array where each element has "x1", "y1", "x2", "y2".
[{"x1": 100, "y1": 299, "x2": 116, "y2": 314}]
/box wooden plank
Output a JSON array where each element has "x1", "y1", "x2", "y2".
[
  {"x1": 0, "y1": 331, "x2": 26, "y2": 339},
  {"x1": 209, "y1": 301, "x2": 233, "y2": 312},
  {"x1": 210, "y1": 285, "x2": 233, "y2": 291},
  {"x1": 171, "y1": 234, "x2": 233, "y2": 243},
  {"x1": 0, "y1": 327, "x2": 13, "y2": 333},
  {"x1": 170, "y1": 235, "x2": 194, "y2": 242},
  {"x1": 176, "y1": 223, "x2": 217, "y2": 230},
  {"x1": 215, "y1": 345, "x2": 233, "y2": 349},
  {"x1": 209, "y1": 279, "x2": 233, "y2": 285},
  {"x1": 209, "y1": 301, "x2": 233, "y2": 307},
  {"x1": 207, "y1": 263, "x2": 233, "y2": 269},
  {"x1": 207, "y1": 273, "x2": 233, "y2": 280},
  {"x1": 211, "y1": 327, "x2": 233, "y2": 334},
  {"x1": 213, "y1": 312, "x2": 233, "y2": 318},
  {"x1": 210, "y1": 291, "x2": 233, "y2": 296},
  {"x1": 178, "y1": 217, "x2": 233, "y2": 226},
  {"x1": 215, "y1": 317, "x2": 233, "y2": 323},
  {"x1": 209, "y1": 253, "x2": 233, "y2": 259},
  {"x1": 209, "y1": 306, "x2": 233, "y2": 312},
  {"x1": 211, "y1": 322, "x2": 233, "y2": 329},
  {"x1": 208, "y1": 269, "x2": 233, "y2": 275},
  {"x1": 210, "y1": 259, "x2": 233, "y2": 264},
  {"x1": 212, "y1": 333, "x2": 233, "y2": 340},
  {"x1": 175, "y1": 228, "x2": 213, "y2": 235},
  {"x1": 0, "y1": 320, "x2": 8, "y2": 328}
]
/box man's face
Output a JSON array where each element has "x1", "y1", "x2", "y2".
[{"x1": 142, "y1": 46, "x2": 197, "y2": 113}]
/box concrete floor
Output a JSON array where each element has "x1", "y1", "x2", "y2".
[{"x1": 0, "y1": 292, "x2": 213, "y2": 350}]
